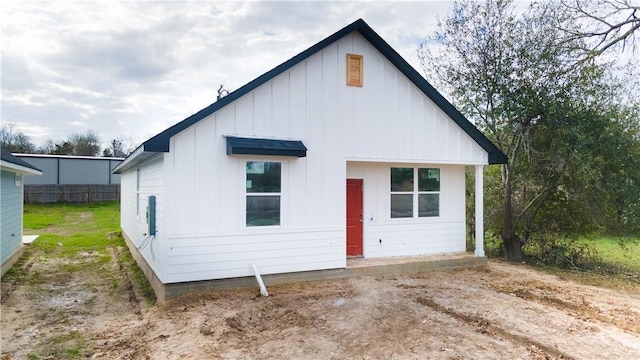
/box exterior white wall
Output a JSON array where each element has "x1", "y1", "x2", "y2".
[
  {"x1": 129, "y1": 32, "x2": 489, "y2": 283},
  {"x1": 120, "y1": 155, "x2": 165, "y2": 280},
  {"x1": 347, "y1": 162, "x2": 466, "y2": 258},
  {"x1": 1, "y1": 170, "x2": 23, "y2": 267},
  {"x1": 163, "y1": 132, "x2": 346, "y2": 282}
]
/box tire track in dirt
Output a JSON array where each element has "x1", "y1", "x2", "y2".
[
  {"x1": 0, "y1": 256, "x2": 36, "y2": 305},
  {"x1": 413, "y1": 294, "x2": 575, "y2": 360},
  {"x1": 486, "y1": 281, "x2": 640, "y2": 333},
  {"x1": 111, "y1": 247, "x2": 143, "y2": 320}
]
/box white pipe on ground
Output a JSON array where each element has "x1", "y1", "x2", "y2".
[{"x1": 251, "y1": 263, "x2": 269, "y2": 297}]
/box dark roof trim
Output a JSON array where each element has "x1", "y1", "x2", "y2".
[
  {"x1": 14, "y1": 153, "x2": 124, "y2": 161},
  {"x1": 1, "y1": 148, "x2": 42, "y2": 173},
  {"x1": 140, "y1": 19, "x2": 507, "y2": 164},
  {"x1": 226, "y1": 137, "x2": 307, "y2": 157}
]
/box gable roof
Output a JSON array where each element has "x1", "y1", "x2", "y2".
[
  {"x1": 115, "y1": 19, "x2": 506, "y2": 173},
  {"x1": 1, "y1": 148, "x2": 42, "y2": 175}
]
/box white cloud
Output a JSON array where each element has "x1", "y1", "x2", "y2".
[{"x1": 1, "y1": 0, "x2": 457, "y2": 150}]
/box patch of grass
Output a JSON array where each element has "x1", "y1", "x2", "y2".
[
  {"x1": 24, "y1": 269, "x2": 45, "y2": 286},
  {"x1": 23, "y1": 204, "x2": 66, "y2": 229},
  {"x1": 1, "y1": 266, "x2": 21, "y2": 282},
  {"x1": 38, "y1": 331, "x2": 87, "y2": 359},
  {"x1": 589, "y1": 236, "x2": 640, "y2": 273},
  {"x1": 482, "y1": 230, "x2": 640, "y2": 292},
  {"x1": 1, "y1": 248, "x2": 33, "y2": 282},
  {"x1": 24, "y1": 202, "x2": 120, "y2": 234},
  {"x1": 524, "y1": 234, "x2": 640, "y2": 291},
  {"x1": 25, "y1": 202, "x2": 121, "y2": 258},
  {"x1": 20, "y1": 202, "x2": 157, "y2": 305}
]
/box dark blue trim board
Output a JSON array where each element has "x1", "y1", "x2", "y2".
[
  {"x1": 137, "y1": 19, "x2": 507, "y2": 164},
  {"x1": 1, "y1": 149, "x2": 42, "y2": 172},
  {"x1": 226, "y1": 137, "x2": 307, "y2": 157}
]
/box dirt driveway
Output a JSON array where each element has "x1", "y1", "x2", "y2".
[{"x1": 2, "y1": 253, "x2": 639, "y2": 359}]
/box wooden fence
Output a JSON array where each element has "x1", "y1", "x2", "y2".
[{"x1": 24, "y1": 184, "x2": 120, "y2": 203}]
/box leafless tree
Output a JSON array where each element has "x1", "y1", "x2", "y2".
[
  {"x1": 559, "y1": 0, "x2": 640, "y2": 59},
  {"x1": 104, "y1": 136, "x2": 138, "y2": 157},
  {"x1": 0, "y1": 123, "x2": 36, "y2": 153},
  {"x1": 69, "y1": 130, "x2": 101, "y2": 156}
]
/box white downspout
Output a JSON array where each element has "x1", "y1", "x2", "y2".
[
  {"x1": 475, "y1": 165, "x2": 485, "y2": 257},
  {"x1": 251, "y1": 263, "x2": 269, "y2": 297}
]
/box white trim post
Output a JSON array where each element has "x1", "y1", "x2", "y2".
[{"x1": 475, "y1": 165, "x2": 485, "y2": 257}]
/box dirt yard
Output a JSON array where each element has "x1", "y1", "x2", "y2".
[{"x1": 2, "y1": 253, "x2": 639, "y2": 359}]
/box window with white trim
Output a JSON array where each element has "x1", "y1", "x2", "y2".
[
  {"x1": 390, "y1": 167, "x2": 440, "y2": 218},
  {"x1": 246, "y1": 161, "x2": 281, "y2": 226}
]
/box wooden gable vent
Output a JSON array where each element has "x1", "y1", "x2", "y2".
[{"x1": 346, "y1": 54, "x2": 363, "y2": 87}]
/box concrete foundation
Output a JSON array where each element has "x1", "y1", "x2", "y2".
[
  {"x1": 121, "y1": 230, "x2": 487, "y2": 302},
  {"x1": 163, "y1": 254, "x2": 487, "y2": 300},
  {"x1": 121, "y1": 230, "x2": 168, "y2": 301}
]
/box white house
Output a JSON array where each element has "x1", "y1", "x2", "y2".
[
  {"x1": 1, "y1": 149, "x2": 42, "y2": 276},
  {"x1": 113, "y1": 19, "x2": 506, "y2": 300}
]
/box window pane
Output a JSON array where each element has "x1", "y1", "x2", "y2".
[
  {"x1": 391, "y1": 194, "x2": 413, "y2": 218},
  {"x1": 247, "y1": 162, "x2": 281, "y2": 193},
  {"x1": 246, "y1": 196, "x2": 280, "y2": 226},
  {"x1": 391, "y1": 168, "x2": 413, "y2": 192},
  {"x1": 418, "y1": 168, "x2": 440, "y2": 192},
  {"x1": 419, "y1": 194, "x2": 439, "y2": 217}
]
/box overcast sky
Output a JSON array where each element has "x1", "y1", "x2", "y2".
[{"x1": 1, "y1": 0, "x2": 467, "y2": 151}]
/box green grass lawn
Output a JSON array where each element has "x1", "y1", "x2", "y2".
[
  {"x1": 23, "y1": 202, "x2": 121, "y2": 258},
  {"x1": 13, "y1": 202, "x2": 155, "y2": 303},
  {"x1": 22, "y1": 201, "x2": 154, "y2": 295},
  {"x1": 538, "y1": 235, "x2": 640, "y2": 292},
  {"x1": 590, "y1": 236, "x2": 640, "y2": 273},
  {"x1": 5, "y1": 202, "x2": 155, "y2": 359}
]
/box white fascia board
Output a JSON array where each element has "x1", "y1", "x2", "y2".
[
  {"x1": 0, "y1": 160, "x2": 43, "y2": 176},
  {"x1": 112, "y1": 146, "x2": 161, "y2": 174}
]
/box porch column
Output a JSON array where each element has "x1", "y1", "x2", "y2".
[{"x1": 474, "y1": 165, "x2": 485, "y2": 257}]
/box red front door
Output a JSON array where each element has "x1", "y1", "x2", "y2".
[{"x1": 346, "y1": 179, "x2": 363, "y2": 257}]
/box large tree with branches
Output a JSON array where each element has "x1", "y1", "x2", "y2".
[
  {"x1": 419, "y1": 0, "x2": 640, "y2": 261},
  {"x1": 559, "y1": 0, "x2": 639, "y2": 60}
]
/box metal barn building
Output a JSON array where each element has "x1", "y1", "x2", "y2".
[{"x1": 15, "y1": 154, "x2": 123, "y2": 185}]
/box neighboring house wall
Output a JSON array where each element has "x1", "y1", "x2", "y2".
[
  {"x1": 1, "y1": 149, "x2": 41, "y2": 276},
  {"x1": 16, "y1": 155, "x2": 123, "y2": 185},
  {"x1": 1, "y1": 170, "x2": 23, "y2": 266}
]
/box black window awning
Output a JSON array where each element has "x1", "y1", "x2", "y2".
[{"x1": 226, "y1": 136, "x2": 307, "y2": 157}]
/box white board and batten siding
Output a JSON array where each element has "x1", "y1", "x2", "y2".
[
  {"x1": 120, "y1": 155, "x2": 165, "y2": 279},
  {"x1": 157, "y1": 32, "x2": 488, "y2": 284},
  {"x1": 164, "y1": 130, "x2": 345, "y2": 283},
  {"x1": 347, "y1": 162, "x2": 466, "y2": 258}
]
